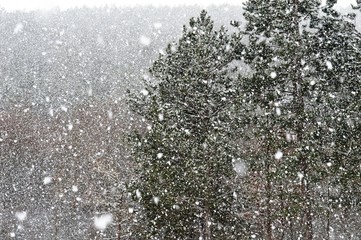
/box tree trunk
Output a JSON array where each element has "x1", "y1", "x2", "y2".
[
  {"x1": 265, "y1": 142, "x2": 273, "y2": 240},
  {"x1": 292, "y1": 1, "x2": 313, "y2": 239},
  {"x1": 203, "y1": 205, "x2": 212, "y2": 240},
  {"x1": 265, "y1": 176, "x2": 273, "y2": 240}
]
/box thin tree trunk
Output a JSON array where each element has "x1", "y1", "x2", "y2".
[
  {"x1": 290, "y1": 217, "x2": 294, "y2": 240},
  {"x1": 302, "y1": 179, "x2": 313, "y2": 240},
  {"x1": 265, "y1": 142, "x2": 273, "y2": 240},
  {"x1": 265, "y1": 175, "x2": 273, "y2": 240},
  {"x1": 203, "y1": 205, "x2": 211, "y2": 240},
  {"x1": 118, "y1": 219, "x2": 121, "y2": 240},
  {"x1": 292, "y1": 0, "x2": 313, "y2": 239},
  {"x1": 327, "y1": 184, "x2": 330, "y2": 240}
]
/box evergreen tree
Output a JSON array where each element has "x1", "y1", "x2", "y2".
[
  {"x1": 310, "y1": 2, "x2": 361, "y2": 237},
  {"x1": 128, "y1": 11, "x2": 246, "y2": 239},
  {"x1": 238, "y1": 0, "x2": 361, "y2": 239}
]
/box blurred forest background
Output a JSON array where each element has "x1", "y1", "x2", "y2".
[{"x1": 0, "y1": 5, "x2": 243, "y2": 239}]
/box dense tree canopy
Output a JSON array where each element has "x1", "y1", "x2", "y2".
[
  {"x1": 128, "y1": 11, "x2": 247, "y2": 239},
  {"x1": 129, "y1": 1, "x2": 361, "y2": 239}
]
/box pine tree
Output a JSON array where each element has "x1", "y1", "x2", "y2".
[
  {"x1": 238, "y1": 0, "x2": 361, "y2": 239},
  {"x1": 309, "y1": 2, "x2": 361, "y2": 237},
  {"x1": 128, "y1": 11, "x2": 246, "y2": 239}
]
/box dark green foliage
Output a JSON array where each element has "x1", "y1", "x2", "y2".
[
  {"x1": 127, "y1": 2, "x2": 361, "y2": 239},
  {"x1": 128, "y1": 11, "x2": 246, "y2": 239},
  {"x1": 238, "y1": 0, "x2": 361, "y2": 238}
]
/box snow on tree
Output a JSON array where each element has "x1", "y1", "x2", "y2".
[
  {"x1": 237, "y1": 0, "x2": 361, "y2": 239},
  {"x1": 128, "y1": 10, "x2": 247, "y2": 239}
]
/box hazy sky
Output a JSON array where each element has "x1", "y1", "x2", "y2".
[{"x1": 0, "y1": 0, "x2": 355, "y2": 11}]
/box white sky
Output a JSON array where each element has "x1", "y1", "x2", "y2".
[
  {"x1": 0, "y1": 0, "x2": 242, "y2": 11},
  {"x1": 0, "y1": 0, "x2": 355, "y2": 11}
]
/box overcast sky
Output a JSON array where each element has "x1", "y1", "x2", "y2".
[{"x1": 0, "y1": 0, "x2": 355, "y2": 11}]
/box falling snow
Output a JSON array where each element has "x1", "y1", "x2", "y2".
[
  {"x1": 13, "y1": 23, "x2": 24, "y2": 34},
  {"x1": 94, "y1": 214, "x2": 113, "y2": 231},
  {"x1": 43, "y1": 176, "x2": 52, "y2": 185},
  {"x1": 326, "y1": 60, "x2": 333, "y2": 70},
  {"x1": 233, "y1": 160, "x2": 247, "y2": 177},
  {"x1": 274, "y1": 150, "x2": 283, "y2": 160},
  {"x1": 15, "y1": 211, "x2": 27, "y2": 222},
  {"x1": 270, "y1": 71, "x2": 277, "y2": 79},
  {"x1": 0, "y1": 2, "x2": 360, "y2": 239},
  {"x1": 139, "y1": 35, "x2": 151, "y2": 46}
]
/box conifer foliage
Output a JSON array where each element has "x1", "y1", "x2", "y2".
[
  {"x1": 128, "y1": 2, "x2": 361, "y2": 239},
  {"x1": 128, "y1": 10, "x2": 245, "y2": 239},
  {"x1": 239, "y1": 0, "x2": 361, "y2": 239}
]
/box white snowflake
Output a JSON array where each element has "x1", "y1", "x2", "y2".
[
  {"x1": 141, "y1": 89, "x2": 149, "y2": 96},
  {"x1": 297, "y1": 172, "x2": 304, "y2": 180},
  {"x1": 153, "y1": 22, "x2": 162, "y2": 29},
  {"x1": 49, "y1": 108, "x2": 54, "y2": 117},
  {"x1": 326, "y1": 60, "x2": 333, "y2": 70},
  {"x1": 274, "y1": 150, "x2": 283, "y2": 160},
  {"x1": 270, "y1": 72, "x2": 277, "y2": 79},
  {"x1": 14, "y1": 23, "x2": 24, "y2": 34},
  {"x1": 276, "y1": 107, "x2": 281, "y2": 116},
  {"x1": 60, "y1": 105, "x2": 68, "y2": 112},
  {"x1": 43, "y1": 176, "x2": 52, "y2": 185},
  {"x1": 153, "y1": 196, "x2": 160, "y2": 205},
  {"x1": 107, "y1": 109, "x2": 113, "y2": 119},
  {"x1": 233, "y1": 160, "x2": 247, "y2": 177},
  {"x1": 94, "y1": 213, "x2": 113, "y2": 231},
  {"x1": 139, "y1": 35, "x2": 151, "y2": 46},
  {"x1": 136, "y1": 189, "x2": 142, "y2": 199},
  {"x1": 15, "y1": 211, "x2": 27, "y2": 221}
]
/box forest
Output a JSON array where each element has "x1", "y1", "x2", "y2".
[{"x1": 0, "y1": 1, "x2": 360, "y2": 239}]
